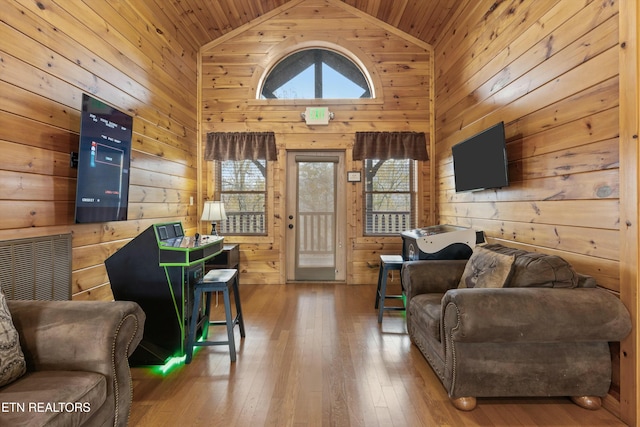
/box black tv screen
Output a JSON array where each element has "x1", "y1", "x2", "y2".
[
  {"x1": 75, "y1": 94, "x2": 133, "y2": 223},
  {"x1": 452, "y1": 122, "x2": 509, "y2": 192}
]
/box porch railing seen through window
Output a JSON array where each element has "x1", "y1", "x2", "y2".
[
  {"x1": 366, "y1": 211, "x2": 411, "y2": 234},
  {"x1": 218, "y1": 211, "x2": 411, "y2": 236},
  {"x1": 219, "y1": 212, "x2": 265, "y2": 235}
]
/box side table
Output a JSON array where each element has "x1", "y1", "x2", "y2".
[
  {"x1": 205, "y1": 244, "x2": 239, "y2": 270},
  {"x1": 375, "y1": 254, "x2": 405, "y2": 323}
]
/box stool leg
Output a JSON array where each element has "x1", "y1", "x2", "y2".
[
  {"x1": 202, "y1": 291, "x2": 212, "y2": 341},
  {"x1": 185, "y1": 289, "x2": 202, "y2": 364},
  {"x1": 375, "y1": 262, "x2": 384, "y2": 309},
  {"x1": 232, "y1": 275, "x2": 245, "y2": 337},
  {"x1": 222, "y1": 288, "x2": 237, "y2": 362},
  {"x1": 378, "y1": 266, "x2": 389, "y2": 323}
]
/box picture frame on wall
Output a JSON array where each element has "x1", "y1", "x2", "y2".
[{"x1": 347, "y1": 171, "x2": 361, "y2": 182}]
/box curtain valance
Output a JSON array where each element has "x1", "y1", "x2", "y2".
[
  {"x1": 353, "y1": 131, "x2": 429, "y2": 160},
  {"x1": 204, "y1": 132, "x2": 277, "y2": 161}
]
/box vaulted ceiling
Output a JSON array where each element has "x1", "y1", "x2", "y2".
[{"x1": 154, "y1": 0, "x2": 462, "y2": 48}]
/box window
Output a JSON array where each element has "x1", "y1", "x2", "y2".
[
  {"x1": 260, "y1": 48, "x2": 372, "y2": 99},
  {"x1": 363, "y1": 159, "x2": 416, "y2": 235},
  {"x1": 354, "y1": 132, "x2": 427, "y2": 235},
  {"x1": 217, "y1": 160, "x2": 267, "y2": 235}
]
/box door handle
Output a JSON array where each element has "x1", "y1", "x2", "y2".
[{"x1": 288, "y1": 224, "x2": 294, "y2": 229}]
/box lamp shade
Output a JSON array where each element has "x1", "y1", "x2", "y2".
[{"x1": 201, "y1": 201, "x2": 227, "y2": 221}]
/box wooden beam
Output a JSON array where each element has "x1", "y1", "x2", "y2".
[{"x1": 618, "y1": 0, "x2": 639, "y2": 424}]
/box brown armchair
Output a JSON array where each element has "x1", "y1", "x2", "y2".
[
  {"x1": 0, "y1": 300, "x2": 145, "y2": 427},
  {"x1": 402, "y1": 244, "x2": 632, "y2": 411}
]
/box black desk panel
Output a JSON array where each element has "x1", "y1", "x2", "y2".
[{"x1": 105, "y1": 222, "x2": 223, "y2": 365}]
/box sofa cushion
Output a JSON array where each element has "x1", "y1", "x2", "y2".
[
  {"x1": 458, "y1": 246, "x2": 515, "y2": 289},
  {"x1": 408, "y1": 293, "x2": 445, "y2": 341},
  {"x1": 0, "y1": 287, "x2": 26, "y2": 387},
  {"x1": 483, "y1": 244, "x2": 578, "y2": 288},
  {"x1": 0, "y1": 370, "x2": 106, "y2": 426}
]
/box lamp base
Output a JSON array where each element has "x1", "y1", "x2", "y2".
[{"x1": 210, "y1": 222, "x2": 218, "y2": 236}]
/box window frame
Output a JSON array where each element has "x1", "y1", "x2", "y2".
[
  {"x1": 251, "y1": 40, "x2": 383, "y2": 106},
  {"x1": 362, "y1": 158, "x2": 418, "y2": 236},
  {"x1": 215, "y1": 159, "x2": 269, "y2": 236},
  {"x1": 259, "y1": 48, "x2": 372, "y2": 100}
]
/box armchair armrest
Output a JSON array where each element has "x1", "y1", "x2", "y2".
[
  {"x1": 7, "y1": 300, "x2": 145, "y2": 427},
  {"x1": 442, "y1": 287, "x2": 632, "y2": 343},
  {"x1": 8, "y1": 300, "x2": 144, "y2": 370},
  {"x1": 402, "y1": 260, "x2": 467, "y2": 300}
]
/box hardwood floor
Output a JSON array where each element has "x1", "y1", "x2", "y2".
[{"x1": 129, "y1": 282, "x2": 626, "y2": 426}]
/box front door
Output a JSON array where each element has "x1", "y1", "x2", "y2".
[{"x1": 286, "y1": 151, "x2": 346, "y2": 281}]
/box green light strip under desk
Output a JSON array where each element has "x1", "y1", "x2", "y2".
[{"x1": 150, "y1": 336, "x2": 206, "y2": 376}]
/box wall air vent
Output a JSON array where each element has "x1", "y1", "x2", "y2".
[{"x1": 0, "y1": 234, "x2": 72, "y2": 301}]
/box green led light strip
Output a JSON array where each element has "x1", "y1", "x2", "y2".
[{"x1": 149, "y1": 335, "x2": 206, "y2": 376}]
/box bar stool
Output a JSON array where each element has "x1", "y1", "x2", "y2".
[
  {"x1": 375, "y1": 255, "x2": 405, "y2": 323},
  {"x1": 185, "y1": 268, "x2": 245, "y2": 363}
]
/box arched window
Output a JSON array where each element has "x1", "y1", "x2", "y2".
[{"x1": 260, "y1": 48, "x2": 372, "y2": 99}]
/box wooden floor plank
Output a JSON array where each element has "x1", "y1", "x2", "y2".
[{"x1": 129, "y1": 283, "x2": 627, "y2": 426}]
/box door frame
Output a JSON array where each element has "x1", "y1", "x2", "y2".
[{"x1": 285, "y1": 150, "x2": 347, "y2": 282}]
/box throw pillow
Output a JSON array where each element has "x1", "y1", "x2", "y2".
[
  {"x1": 483, "y1": 243, "x2": 579, "y2": 288},
  {"x1": 458, "y1": 246, "x2": 515, "y2": 289},
  {"x1": 0, "y1": 286, "x2": 26, "y2": 387}
]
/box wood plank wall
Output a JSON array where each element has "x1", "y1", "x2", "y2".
[
  {"x1": 433, "y1": 0, "x2": 629, "y2": 418},
  {"x1": 2, "y1": 0, "x2": 636, "y2": 422},
  {"x1": 0, "y1": 0, "x2": 200, "y2": 300},
  {"x1": 199, "y1": 0, "x2": 432, "y2": 285}
]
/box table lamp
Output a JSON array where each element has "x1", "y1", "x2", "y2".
[{"x1": 201, "y1": 201, "x2": 227, "y2": 236}]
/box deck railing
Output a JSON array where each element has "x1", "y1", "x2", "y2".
[
  {"x1": 219, "y1": 211, "x2": 412, "y2": 235},
  {"x1": 298, "y1": 212, "x2": 334, "y2": 253},
  {"x1": 219, "y1": 212, "x2": 265, "y2": 234},
  {"x1": 365, "y1": 211, "x2": 411, "y2": 234}
]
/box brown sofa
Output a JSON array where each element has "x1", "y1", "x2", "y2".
[
  {"x1": 401, "y1": 243, "x2": 632, "y2": 411},
  {"x1": 0, "y1": 300, "x2": 145, "y2": 426}
]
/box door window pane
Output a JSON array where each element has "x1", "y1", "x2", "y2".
[{"x1": 297, "y1": 161, "x2": 335, "y2": 270}]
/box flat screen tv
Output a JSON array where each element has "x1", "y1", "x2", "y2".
[
  {"x1": 74, "y1": 94, "x2": 133, "y2": 223},
  {"x1": 451, "y1": 121, "x2": 509, "y2": 192}
]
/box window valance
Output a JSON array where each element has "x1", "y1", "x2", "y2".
[
  {"x1": 205, "y1": 132, "x2": 277, "y2": 161},
  {"x1": 353, "y1": 131, "x2": 429, "y2": 161}
]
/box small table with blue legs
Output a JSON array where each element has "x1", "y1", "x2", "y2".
[{"x1": 375, "y1": 255, "x2": 405, "y2": 323}]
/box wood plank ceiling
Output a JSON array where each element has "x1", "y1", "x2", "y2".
[{"x1": 155, "y1": 0, "x2": 461, "y2": 48}]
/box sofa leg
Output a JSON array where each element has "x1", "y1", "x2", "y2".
[
  {"x1": 570, "y1": 396, "x2": 602, "y2": 410},
  {"x1": 450, "y1": 396, "x2": 477, "y2": 411}
]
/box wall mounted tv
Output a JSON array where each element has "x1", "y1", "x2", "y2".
[
  {"x1": 74, "y1": 94, "x2": 133, "y2": 223},
  {"x1": 451, "y1": 121, "x2": 509, "y2": 192}
]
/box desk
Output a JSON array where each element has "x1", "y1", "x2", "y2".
[{"x1": 106, "y1": 223, "x2": 223, "y2": 365}]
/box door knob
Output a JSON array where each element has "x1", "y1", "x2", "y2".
[{"x1": 288, "y1": 224, "x2": 294, "y2": 229}]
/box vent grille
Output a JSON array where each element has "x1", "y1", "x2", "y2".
[{"x1": 0, "y1": 234, "x2": 72, "y2": 301}]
